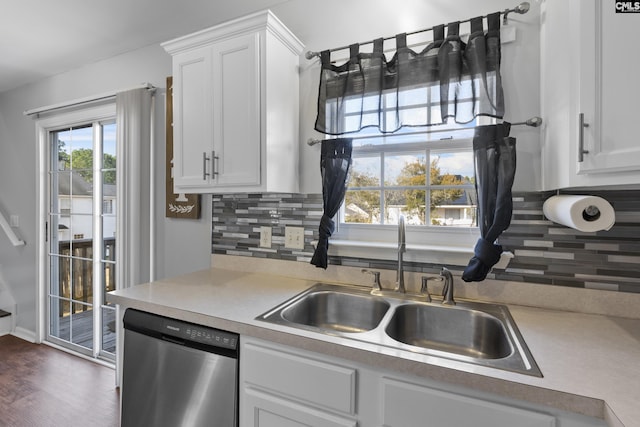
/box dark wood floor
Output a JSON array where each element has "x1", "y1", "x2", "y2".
[{"x1": 0, "y1": 335, "x2": 119, "y2": 427}]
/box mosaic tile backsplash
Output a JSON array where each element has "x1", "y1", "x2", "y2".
[{"x1": 212, "y1": 190, "x2": 640, "y2": 293}]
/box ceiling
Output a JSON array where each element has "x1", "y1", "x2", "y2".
[{"x1": 0, "y1": 0, "x2": 292, "y2": 94}]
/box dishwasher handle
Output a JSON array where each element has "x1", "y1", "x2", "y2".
[{"x1": 161, "y1": 335, "x2": 186, "y2": 346}]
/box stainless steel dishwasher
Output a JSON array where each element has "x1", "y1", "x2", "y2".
[{"x1": 121, "y1": 309, "x2": 239, "y2": 427}]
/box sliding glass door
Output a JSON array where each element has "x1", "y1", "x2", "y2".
[{"x1": 48, "y1": 120, "x2": 117, "y2": 362}]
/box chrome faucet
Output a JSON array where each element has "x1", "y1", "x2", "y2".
[
  {"x1": 395, "y1": 215, "x2": 406, "y2": 293},
  {"x1": 440, "y1": 267, "x2": 456, "y2": 305}
]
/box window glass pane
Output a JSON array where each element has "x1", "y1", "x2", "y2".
[
  {"x1": 49, "y1": 297, "x2": 70, "y2": 341},
  {"x1": 431, "y1": 151, "x2": 475, "y2": 184},
  {"x1": 71, "y1": 258, "x2": 93, "y2": 305},
  {"x1": 55, "y1": 133, "x2": 72, "y2": 171},
  {"x1": 351, "y1": 134, "x2": 386, "y2": 148},
  {"x1": 69, "y1": 214, "x2": 92, "y2": 245},
  {"x1": 67, "y1": 170, "x2": 93, "y2": 214},
  {"x1": 344, "y1": 190, "x2": 380, "y2": 224},
  {"x1": 384, "y1": 189, "x2": 426, "y2": 225},
  {"x1": 430, "y1": 189, "x2": 477, "y2": 227},
  {"x1": 385, "y1": 153, "x2": 426, "y2": 187},
  {"x1": 51, "y1": 255, "x2": 71, "y2": 298},
  {"x1": 349, "y1": 157, "x2": 380, "y2": 187},
  {"x1": 362, "y1": 95, "x2": 379, "y2": 112},
  {"x1": 343, "y1": 95, "x2": 362, "y2": 114},
  {"x1": 102, "y1": 260, "x2": 116, "y2": 292},
  {"x1": 344, "y1": 114, "x2": 362, "y2": 131},
  {"x1": 71, "y1": 302, "x2": 93, "y2": 349},
  {"x1": 53, "y1": 171, "x2": 71, "y2": 213},
  {"x1": 102, "y1": 306, "x2": 116, "y2": 355},
  {"x1": 398, "y1": 87, "x2": 428, "y2": 107},
  {"x1": 66, "y1": 126, "x2": 94, "y2": 173},
  {"x1": 102, "y1": 123, "x2": 116, "y2": 169},
  {"x1": 103, "y1": 170, "x2": 117, "y2": 241}
]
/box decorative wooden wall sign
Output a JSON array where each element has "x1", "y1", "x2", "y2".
[{"x1": 165, "y1": 76, "x2": 201, "y2": 219}]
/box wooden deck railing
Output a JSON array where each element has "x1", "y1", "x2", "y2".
[{"x1": 57, "y1": 238, "x2": 115, "y2": 314}]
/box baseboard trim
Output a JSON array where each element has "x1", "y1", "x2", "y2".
[{"x1": 12, "y1": 327, "x2": 37, "y2": 343}]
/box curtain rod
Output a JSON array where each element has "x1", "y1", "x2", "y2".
[
  {"x1": 24, "y1": 83, "x2": 156, "y2": 117},
  {"x1": 306, "y1": 116, "x2": 542, "y2": 146},
  {"x1": 304, "y1": 2, "x2": 530, "y2": 60}
]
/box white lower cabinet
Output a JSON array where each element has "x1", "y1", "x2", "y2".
[
  {"x1": 381, "y1": 377, "x2": 554, "y2": 427},
  {"x1": 240, "y1": 337, "x2": 605, "y2": 427}
]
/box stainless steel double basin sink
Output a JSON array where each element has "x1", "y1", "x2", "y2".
[{"x1": 257, "y1": 283, "x2": 541, "y2": 377}]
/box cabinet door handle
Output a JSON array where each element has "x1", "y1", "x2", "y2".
[
  {"x1": 212, "y1": 151, "x2": 219, "y2": 176},
  {"x1": 578, "y1": 113, "x2": 590, "y2": 162},
  {"x1": 202, "y1": 152, "x2": 210, "y2": 180}
]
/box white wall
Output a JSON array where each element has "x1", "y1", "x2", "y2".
[{"x1": 0, "y1": 0, "x2": 541, "y2": 335}]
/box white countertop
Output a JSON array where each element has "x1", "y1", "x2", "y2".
[{"x1": 107, "y1": 267, "x2": 640, "y2": 427}]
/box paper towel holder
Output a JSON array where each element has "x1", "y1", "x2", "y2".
[{"x1": 583, "y1": 205, "x2": 600, "y2": 222}]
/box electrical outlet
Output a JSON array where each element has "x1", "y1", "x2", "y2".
[
  {"x1": 9, "y1": 215, "x2": 19, "y2": 227},
  {"x1": 284, "y1": 226, "x2": 305, "y2": 250},
  {"x1": 259, "y1": 226, "x2": 272, "y2": 248}
]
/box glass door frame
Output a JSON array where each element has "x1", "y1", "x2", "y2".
[{"x1": 36, "y1": 103, "x2": 117, "y2": 364}]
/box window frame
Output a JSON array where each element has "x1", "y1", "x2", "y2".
[
  {"x1": 328, "y1": 106, "x2": 493, "y2": 266},
  {"x1": 332, "y1": 136, "x2": 481, "y2": 265}
]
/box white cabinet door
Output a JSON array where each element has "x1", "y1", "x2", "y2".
[
  {"x1": 164, "y1": 11, "x2": 303, "y2": 194},
  {"x1": 541, "y1": 0, "x2": 640, "y2": 189},
  {"x1": 577, "y1": 0, "x2": 640, "y2": 175},
  {"x1": 381, "y1": 377, "x2": 556, "y2": 427},
  {"x1": 211, "y1": 33, "x2": 262, "y2": 189},
  {"x1": 171, "y1": 47, "x2": 214, "y2": 190}
]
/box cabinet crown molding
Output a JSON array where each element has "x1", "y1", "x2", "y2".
[{"x1": 161, "y1": 9, "x2": 304, "y2": 57}]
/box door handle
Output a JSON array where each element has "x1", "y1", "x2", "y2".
[
  {"x1": 202, "y1": 152, "x2": 210, "y2": 180},
  {"x1": 578, "y1": 113, "x2": 590, "y2": 162},
  {"x1": 212, "y1": 151, "x2": 219, "y2": 176}
]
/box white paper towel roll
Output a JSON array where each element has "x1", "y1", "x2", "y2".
[{"x1": 543, "y1": 195, "x2": 615, "y2": 232}]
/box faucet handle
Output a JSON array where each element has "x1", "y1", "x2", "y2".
[
  {"x1": 420, "y1": 275, "x2": 442, "y2": 303},
  {"x1": 362, "y1": 269, "x2": 382, "y2": 291}
]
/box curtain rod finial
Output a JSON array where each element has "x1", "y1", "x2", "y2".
[
  {"x1": 527, "y1": 116, "x2": 543, "y2": 127},
  {"x1": 503, "y1": 1, "x2": 530, "y2": 24},
  {"x1": 305, "y1": 51, "x2": 320, "y2": 60}
]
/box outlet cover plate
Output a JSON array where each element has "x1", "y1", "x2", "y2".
[
  {"x1": 259, "y1": 226, "x2": 272, "y2": 248},
  {"x1": 284, "y1": 226, "x2": 305, "y2": 250}
]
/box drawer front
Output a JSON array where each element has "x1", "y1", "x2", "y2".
[
  {"x1": 242, "y1": 341, "x2": 357, "y2": 415},
  {"x1": 243, "y1": 388, "x2": 357, "y2": 427}
]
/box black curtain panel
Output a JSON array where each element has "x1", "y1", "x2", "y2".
[
  {"x1": 310, "y1": 139, "x2": 353, "y2": 269},
  {"x1": 462, "y1": 123, "x2": 516, "y2": 282},
  {"x1": 315, "y1": 13, "x2": 503, "y2": 135}
]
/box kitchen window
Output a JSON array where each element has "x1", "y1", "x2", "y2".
[
  {"x1": 330, "y1": 94, "x2": 488, "y2": 264},
  {"x1": 342, "y1": 134, "x2": 477, "y2": 228},
  {"x1": 312, "y1": 21, "x2": 506, "y2": 266}
]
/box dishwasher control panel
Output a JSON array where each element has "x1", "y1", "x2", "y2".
[{"x1": 163, "y1": 318, "x2": 238, "y2": 350}]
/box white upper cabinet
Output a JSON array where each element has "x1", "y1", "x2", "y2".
[
  {"x1": 541, "y1": 0, "x2": 640, "y2": 190},
  {"x1": 163, "y1": 11, "x2": 304, "y2": 194}
]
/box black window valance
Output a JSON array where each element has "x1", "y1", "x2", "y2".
[{"x1": 315, "y1": 12, "x2": 504, "y2": 135}]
